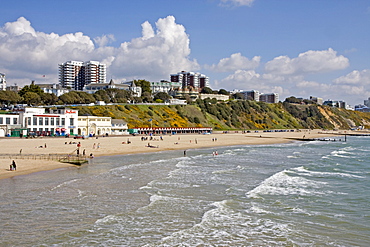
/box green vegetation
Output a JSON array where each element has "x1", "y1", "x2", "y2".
[{"x1": 71, "y1": 100, "x2": 370, "y2": 130}]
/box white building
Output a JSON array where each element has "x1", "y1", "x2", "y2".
[
  {"x1": 199, "y1": 93, "x2": 230, "y2": 101},
  {"x1": 77, "y1": 116, "x2": 111, "y2": 136},
  {"x1": 20, "y1": 107, "x2": 79, "y2": 136},
  {"x1": 59, "y1": 61, "x2": 106, "y2": 90},
  {"x1": 36, "y1": 83, "x2": 70, "y2": 97},
  {"x1": 151, "y1": 80, "x2": 181, "y2": 94},
  {"x1": 111, "y1": 119, "x2": 129, "y2": 135},
  {"x1": 0, "y1": 113, "x2": 22, "y2": 137},
  {"x1": 0, "y1": 73, "x2": 6, "y2": 91},
  {"x1": 83, "y1": 79, "x2": 142, "y2": 98}
]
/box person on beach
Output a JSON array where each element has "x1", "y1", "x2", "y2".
[
  {"x1": 89, "y1": 153, "x2": 94, "y2": 158},
  {"x1": 184, "y1": 150, "x2": 187, "y2": 156},
  {"x1": 93, "y1": 143, "x2": 96, "y2": 149},
  {"x1": 12, "y1": 160, "x2": 16, "y2": 170}
]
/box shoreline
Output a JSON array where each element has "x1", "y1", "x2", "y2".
[{"x1": 0, "y1": 129, "x2": 352, "y2": 180}]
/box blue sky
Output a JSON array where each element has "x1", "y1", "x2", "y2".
[{"x1": 0, "y1": 0, "x2": 370, "y2": 106}]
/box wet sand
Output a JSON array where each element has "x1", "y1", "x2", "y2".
[{"x1": 0, "y1": 129, "x2": 346, "y2": 179}]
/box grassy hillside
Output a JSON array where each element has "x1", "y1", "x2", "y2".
[{"x1": 71, "y1": 100, "x2": 370, "y2": 130}]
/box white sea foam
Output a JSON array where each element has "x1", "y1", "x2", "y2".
[
  {"x1": 51, "y1": 178, "x2": 79, "y2": 191},
  {"x1": 291, "y1": 166, "x2": 364, "y2": 179},
  {"x1": 246, "y1": 169, "x2": 326, "y2": 198}
]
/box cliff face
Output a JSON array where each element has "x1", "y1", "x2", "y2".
[{"x1": 72, "y1": 101, "x2": 370, "y2": 130}]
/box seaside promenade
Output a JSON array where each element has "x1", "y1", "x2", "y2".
[{"x1": 0, "y1": 129, "x2": 348, "y2": 180}]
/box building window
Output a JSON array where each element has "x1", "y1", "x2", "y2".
[
  {"x1": 70, "y1": 118, "x2": 74, "y2": 126},
  {"x1": 13, "y1": 118, "x2": 17, "y2": 124},
  {"x1": 51, "y1": 118, "x2": 54, "y2": 125},
  {"x1": 45, "y1": 118, "x2": 49, "y2": 125},
  {"x1": 39, "y1": 128, "x2": 43, "y2": 132},
  {"x1": 27, "y1": 117, "x2": 31, "y2": 125},
  {"x1": 33, "y1": 117, "x2": 37, "y2": 125},
  {"x1": 6, "y1": 118, "x2": 10, "y2": 124},
  {"x1": 0, "y1": 118, "x2": 3, "y2": 124},
  {"x1": 56, "y1": 118, "x2": 60, "y2": 125},
  {"x1": 33, "y1": 128, "x2": 37, "y2": 132},
  {"x1": 61, "y1": 118, "x2": 65, "y2": 125},
  {"x1": 39, "y1": 117, "x2": 43, "y2": 125}
]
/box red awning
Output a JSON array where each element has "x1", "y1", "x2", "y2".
[
  {"x1": 61, "y1": 128, "x2": 66, "y2": 131},
  {"x1": 55, "y1": 128, "x2": 61, "y2": 131}
]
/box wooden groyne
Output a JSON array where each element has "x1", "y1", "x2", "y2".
[
  {"x1": 286, "y1": 137, "x2": 347, "y2": 142},
  {"x1": 0, "y1": 153, "x2": 88, "y2": 165}
]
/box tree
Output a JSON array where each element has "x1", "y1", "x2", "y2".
[
  {"x1": 201, "y1": 87, "x2": 213, "y2": 94},
  {"x1": 0, "y1": 91, "x2": 21, "y2": 105},
  {"x1": 154, "y1": 92, "x2": 170, "y2": 102},
  {"x1": 232, "y1": 93, "x2": 244, "y2": 100},
  {"x1": 284, "y1": 96, "x2": 301, "y2": 104},
  {"x1": 40, "y1": 93, "x2": 58, "y2": 105},
  {"x1": 141, "y1": 91, "x2": 152, "y2": 103},
  {"x1": 133, "y1": 80, "x2": 152, "y2": 94},
  {"x1": 22, "y1": 92, "x2": 41, "y2": 106},
  {"x1": 218, "y1": 89, "x2": 229, "y2": 95},
  {"x1": 19, "y1": 82, "x2": 43, "y2": 97}
]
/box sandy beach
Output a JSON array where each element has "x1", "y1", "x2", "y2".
[{"x1": 0, "y1": 129, "x2": 347, "y2": 180}]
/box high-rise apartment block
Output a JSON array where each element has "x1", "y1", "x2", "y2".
[
  {"x1": 243, "y1": 90, "x2": 260, "y2": 101},
  {"x1": 59, "y1": 61, "x2": 106, "y2": 90},
  {"x1": 0, "y1": 73, "x2": 6, "y2": 91},
  {"x1": 170, "y1": 71, "x2": 209, "y2": 89},
  {"x1": 259, "y1": 93, "x2": 279, "y2": 103}
]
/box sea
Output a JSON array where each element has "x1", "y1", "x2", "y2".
[{"x1": 1, "y1": 136, "x2": 369, "y2": 246}]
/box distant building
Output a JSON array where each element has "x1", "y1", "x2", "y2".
[
  {"x1": 174, "y1": 88, "x2": 199, "y2": 101},
  {"x1": 243, "y1": 90, "x2": 260, "y2": 101},
  {"x1": 170, "y1": 71, "x2": 209, "y2": 89},
  {"x1": 355, "y1": 104, "x2": 370, "y2": 112},
  {"x1": 364, "y1": 97, "x2": 370, "y2": 107},
  {"x1": 323, "y1": 100, "x2": 346, "y2": 108},
  {"x1": 0, "y1": 73, "x2": 6, "y2": 91},
  {"x1": 83, "y1": 79, "x2": 142, "y2": 97},
  {"x1": 259, "y1": 93, "x2": 279, "y2": 103},
  {"x1": 309, "y1": 96, "x2": 323, "y2": 105},
  {"x1": 6, "y1": 85, "x2": 21, "y2": 92},
  {"x1": 59, "y1": 61, "x2": 106, "y2": 90},
  {"x1": 151, "y1": 80, "x2": 181, "y2": 94},
  {"x1": 199, "y1": 93, "x2": 230, "y2": 101},
  {"x1": 36, "y1": 83, "x2": 70, "y2": 97}
]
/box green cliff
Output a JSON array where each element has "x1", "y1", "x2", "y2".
[{"x1": 72, "y1": 100, "x2": 370, "y2": 130}]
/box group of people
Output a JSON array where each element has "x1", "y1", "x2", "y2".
[{"x1": 9, "y1": 160, "x2": 16, "y2": 171}]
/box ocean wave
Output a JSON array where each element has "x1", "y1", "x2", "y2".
[
  {"x1": 292, "y1": 166, "x2": 365, "y2": 179},
  {"x1": 246, "y1": 169, "x2": 326, "y2": 198},
  {"x1": 50, "y1": 178, "x2": 80, "y2": 191}
]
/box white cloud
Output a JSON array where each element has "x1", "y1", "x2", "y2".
[
  {"x1": 0, "y1": 16, "x2": 199, "y2": 85},
  {"x1": 206, "y1": 53, "x2": 260, "y2": 72},
  {"x1": 219, "y1": 0, "x2": 255, "y2": 7},
  {"x1": 265, "y1": 48, "x2": 349, "y2": 75},
  {"x1": 94, "y1": 34, "x2": 115, "y2": 47},
  {"x1": 333, "y1": 69, "x2": 370, "y2": 85}
]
